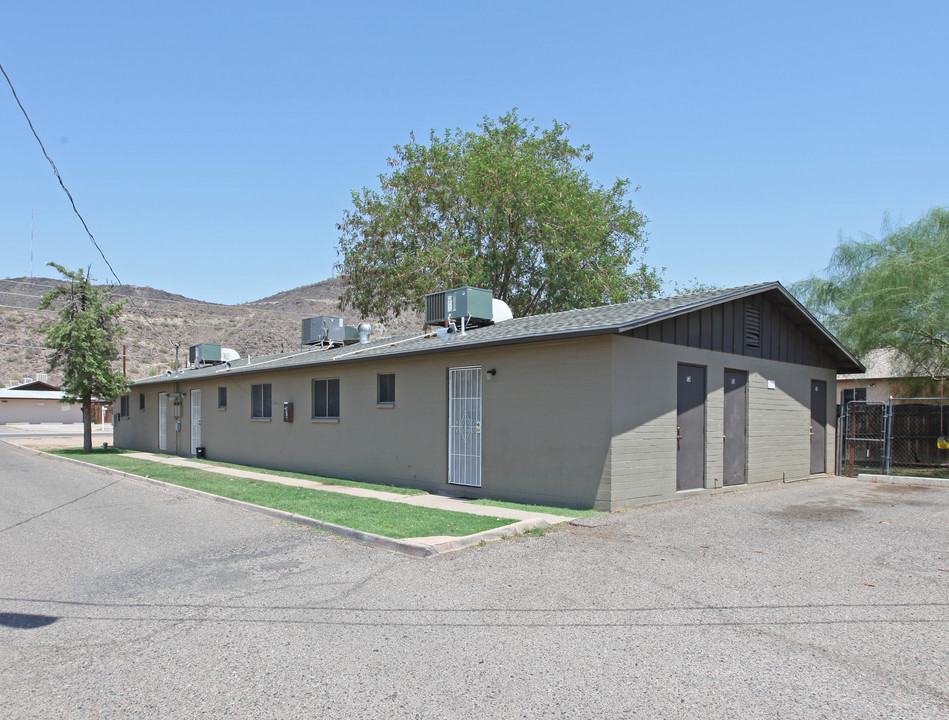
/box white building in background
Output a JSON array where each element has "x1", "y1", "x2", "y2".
[{"x1": 0, "y1": 380, "x2": 84, "y2": 424}]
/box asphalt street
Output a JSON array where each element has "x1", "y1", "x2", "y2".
[{"x1": 1, "y1": 440, "x2": 947, "y2": 719}]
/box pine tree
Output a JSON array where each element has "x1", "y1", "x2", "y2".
[{"x1": 39, "y1": 263, "x2": 130, "y2": 452}]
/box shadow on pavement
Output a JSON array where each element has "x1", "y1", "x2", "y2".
[{"x1": 0, "y1": 612, "x2": 59, "y2": 629}]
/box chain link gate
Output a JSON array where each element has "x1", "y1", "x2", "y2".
[
  {"x1": 838, "y1": 401, "x2": 887, "y2": 477},
  {"x1": 884, "y1": 397, "x2": 949, "y2": 474},
  {"x1": 838, "y1": 398, "x2": 949, "y2": 477}
]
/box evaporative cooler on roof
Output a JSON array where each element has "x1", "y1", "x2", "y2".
[{"x1": 189, "y1": 344, "x2": 222, "y2": 365}]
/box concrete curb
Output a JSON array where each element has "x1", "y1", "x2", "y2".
[
  {"x1": 856, "y1": 473, "x2": 949, "y2": 489},
  {"x1": 1, "y1": 439, "x2": 550, "y2": 557}
]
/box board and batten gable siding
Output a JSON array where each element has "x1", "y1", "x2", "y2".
[
  {"x1": 607, "y1": 335, "x2": 837, "y2": 509},
  {"x1": 629, "y1": 294, "x2": 837, "y2": 369},
  {"x1": 114, "y1": 336, "x2": 614, "y2": 509}
]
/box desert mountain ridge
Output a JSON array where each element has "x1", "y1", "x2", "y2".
[{"x1": 0, "y1": 276, "x2": 423, "y2": 387}]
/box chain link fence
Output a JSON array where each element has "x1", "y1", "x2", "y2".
[{"x1": 838, "y1": 398, "x2": 949, "y2": 477}]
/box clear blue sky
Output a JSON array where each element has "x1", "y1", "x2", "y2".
[{"x1": 2, "y1": 1, "x2": 946, "y2": 305}]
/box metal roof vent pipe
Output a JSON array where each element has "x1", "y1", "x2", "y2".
[{"x1": 358, "y1": 322, "x2": 372, "y2": 344}]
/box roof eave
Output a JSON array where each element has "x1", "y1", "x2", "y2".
[{"x1": 127, "y1": 281, "x2": 865, "y2": 383}]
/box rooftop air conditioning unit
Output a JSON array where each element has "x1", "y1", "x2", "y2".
[
  {"x1": 424, "y1": 287, "x2": 494, "y2": 327},
  {"x1": 302, "y1": 316, "x2": 359, "y2": 346},
  {"x1": 189, "y1": 344, "x2": 223, "y2": 366},
  {"x1": 302, "y1": 316, "x2": 343, "y2": 345}
]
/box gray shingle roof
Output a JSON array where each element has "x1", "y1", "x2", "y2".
[{"x1": 133, "y1": 281, "x2": 861, "y2": 386}]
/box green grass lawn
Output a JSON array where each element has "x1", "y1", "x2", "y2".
[
  {"x1": 188, "y1": 457, "x2": 425, "y2": 495},
  {"x1": 53, "y1": 449, "x2": 511, "y2": 539}
]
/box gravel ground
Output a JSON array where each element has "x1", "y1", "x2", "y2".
[{"x1": 1, "y1": 441, "x2": 947, "y2": 719}]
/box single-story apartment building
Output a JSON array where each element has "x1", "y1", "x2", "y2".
[
  {"x1": 0, "y1": 380, "x2": 85, "y2": 424},
  {"x1": 836, "y1": 347, "x2": 949, "y2": 408},
  {"x1": 113, "y1": 282, "x2": 863, "y2": 511}
]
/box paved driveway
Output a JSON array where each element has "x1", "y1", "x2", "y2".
[{"x1": 1, "y1": 441, "x2": 947, "y2": 719}]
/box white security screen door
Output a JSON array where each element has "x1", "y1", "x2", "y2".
[
  {"x1": 190, "y1": 389, "x2": 201, "y2": 456},
  {"x1": 448, "y1": 367, "x2": 482, "y2": 487},
  {"x1": 158, "y1": 392, "x2": 167, "y2": 452}
]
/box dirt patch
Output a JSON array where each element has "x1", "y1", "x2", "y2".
[
  {"x1": 865, "y1": 483, "x2": 936, "y2": 496},
  {"x1": 769, "y1": 502, "x2": 861, "y2": 522},
  {"x1": 855, "y1": 482, "x2": 941, "y2": 507},
  {"x1": 3, "y1": 433, "x2": 113, "y2": 451}
]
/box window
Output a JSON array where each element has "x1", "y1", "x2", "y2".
[
  {"x1": 841, "y1": 387, "x2": 867, "y2": 406},
  {"x1": 251, "y1": 383, "x2": 271, "y2": 419},
  {"x1": 139, "y1": 393, "x2": 145, "y2": 411},
  {"x1": 218, "y1": 386, "x2": 227, "y2": 409},
  {"x1": 119, "y1": 395, "x2": 130, "y2": 418},
  {"x1": 313, "y1": 378, "x2": 340, "y2": 419},
  {"x1": 377, "y1": 373, "x2": 395, "y2": 404}
]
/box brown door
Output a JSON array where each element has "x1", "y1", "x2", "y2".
[
  {"x1": 723, "y1": 370, "x2": 747, "y2": 486},
  {"x1": 810, "y1": 380, "x2": 827, "y2": 474},
  {"x1": 677, "y1": 364, "x2": 706, "y2": 491}
]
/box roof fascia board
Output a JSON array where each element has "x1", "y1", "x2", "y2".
[
  {"x1": 129, "y1": 282, "x2": 863, "y2": 385},
  {"x1": 764, "y1": 284, "x2": 865, "y2": 372}
]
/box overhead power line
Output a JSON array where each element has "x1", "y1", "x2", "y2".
[
  {"x1": 0, "y1": 342, "x2": 50, "y2": 351},
  {"x1": 0, "y1": 64, "x2": 186, "y2": 351},
  {"x1": 0, "y1": 342, "x2": 168, "y2": 360},
  {"x1": 0, "y1": 303, "x2": 55, "y2": 312},
  {"x1": 0, "y1": 60, "x2": 122, "y2": 287},
  {"x1": 0, "y1": 288, "x2": 234, "y2": 309}
]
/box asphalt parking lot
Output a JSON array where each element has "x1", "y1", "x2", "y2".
[{"x1": 1, "y1": 440, "x2": 947, "y2": 719}]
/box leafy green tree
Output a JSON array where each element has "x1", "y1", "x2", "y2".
[
  {"x1": 793, "y1": 207, "x2": 949, "y2": 384},
  {"x1": 39, "y1": 263, "x2": 130, "y2": 452},
  {"x1": 336, "y1": 110, "x2": 660, "y2": 322}
]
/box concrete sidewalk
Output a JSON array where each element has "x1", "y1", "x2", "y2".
[
  {"x1": 4, "y1": 438, "x2": 576, "y2": 556},
  {"x1": 122, "y1": 452, "x2": 574, "y2": 524}
]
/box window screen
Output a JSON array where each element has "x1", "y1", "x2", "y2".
[
  {"x1": 378, "y1": 373, "x2": 395, "y2": 404},
  {"x1": 251, "y1": 383, "x2": 271, "y2": 419},
  {"x1": 313, "y1": 378, "x2": 340, "y2": 419}
]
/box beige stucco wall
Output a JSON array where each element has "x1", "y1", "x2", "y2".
[
  {"x1": 837, "y1": 378, "x2": 893, "y2": 405},
  {"x1": 116, "y1": 332, "x2": 839, "y2": 511},
  {"x1": 0, "y1": 397, "x2": 83, "y2": 424},
  {"x1": 608, "y1": 335, "x2": 838, "y2": 508},
  {"x1": 115, "y1": 337, "x2": 614, "y2": 509}
]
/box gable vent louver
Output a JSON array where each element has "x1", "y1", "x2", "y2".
[{"x1": 744, "y1": 305, "x2": 761, "y2": 352}]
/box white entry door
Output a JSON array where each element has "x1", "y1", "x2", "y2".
[
  {"x1": 158, "y1": 392, "x2": 168, "y2": 452},
  {"x1": 190, "y1": 389, "x2": 201, "y2": 456},
  {"x1": 448, "y1": 367, "x2": 482, "y2": 487}
]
